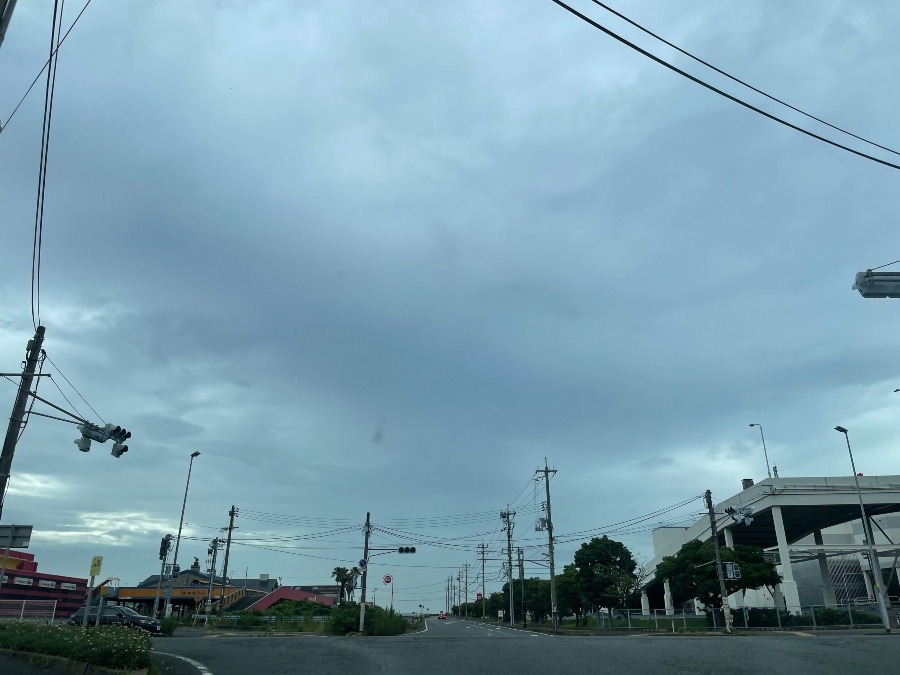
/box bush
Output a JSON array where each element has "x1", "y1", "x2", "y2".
[
  {"x1": 327, "y1": 603, "x2": 361, "y2": 635},
  {"x1": 326, "y1": 604, "x2": 408, "y2": 636},
  {"x1": 0, "y1": 621, "x2": 151, "y2": 671},
  {"x1": 160, "y1": 617, "x2": 178, "y2": 636}
]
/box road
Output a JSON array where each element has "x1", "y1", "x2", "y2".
[{"x1": 153, "y1": 617, "x2": 900, "y2": 675}]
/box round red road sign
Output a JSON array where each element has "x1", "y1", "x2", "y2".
[{"x1": 383, "y1": 574, "x2": 392, "y2": 584}]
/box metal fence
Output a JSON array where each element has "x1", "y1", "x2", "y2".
[{"x1": 0, "y1": 599, "x2": 58, "y2": 621}]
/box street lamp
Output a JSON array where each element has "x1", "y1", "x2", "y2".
[
  {"x1": 748, "y1": 424, "x2": 772, "y2": 479},
  {"x1": 833, "y1": 426, "x2": 891, "y2": 633},
  {"x1": 171, "y1": 451, "x2": 201, "y2": 580}
]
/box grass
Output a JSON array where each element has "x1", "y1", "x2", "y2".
[{"x1": 0, "y1": 620, "x2": 152, "y2": 671}]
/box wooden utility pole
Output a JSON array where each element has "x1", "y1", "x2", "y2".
[{"x1": 706, "y1": 490, "x2": 734, "y2": 634}]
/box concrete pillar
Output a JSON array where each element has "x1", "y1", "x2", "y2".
[
  {"x1": 663, "y1": 579, "x2": 674, "y2": 616},
  {"x1": 813, "y1": 529, "x2": 836, "y2": 606},
  {"x1": 723, "y1": 526, "x2": 734, "y2": 549},
  {"x1": 771, "y1": 505, "x2": 801, "y2": 613},
  {"x1": 641, "y1": 590, "x2": 650, "y2": 616},
  {"x1": 862, "y1": 566, "x2": 875, "y2": 601}
]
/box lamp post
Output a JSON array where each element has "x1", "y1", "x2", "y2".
[
  {"x1": 748, "y1": 424, "x2": 772, "y2": 479},
  {"x1": 171, "y1": 451, "x2": 201, "y2": 579},
  {"x1": 834, "y1": 426, "x2": 891, "y2": 633}
]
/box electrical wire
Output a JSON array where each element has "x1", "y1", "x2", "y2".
[
  {"x1": 1, "y1": 0, "x2": 92, "y2": 136},
  {"x1": 587, "y1": 0, "x2": 900, "y2": 158},
  {"x1": 31, "y1": 0, "x2": 64, "y2": 328},
  {"x1": 551, "y1": 0, "x2": 900, "y2": 171},
  {"x1": 44, "y1": 353, "x2": 104, "y2": 423}
]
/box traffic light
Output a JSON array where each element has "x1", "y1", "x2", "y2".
[
  {"x1": 105, "y1": 424, "x2": 130, "y2": 458},
  {"x1": 74, "y1": 436, "x2": 91, "y2": 452},
  {"x1": 159, "y1": 535, "x2": 172, "y2": 560},
  {"x1": 853, "y1": 270, "x2": 900, "y2": 298},
  {"x1": 398, "y1": 546, "x2": 416, "y2": 554}
]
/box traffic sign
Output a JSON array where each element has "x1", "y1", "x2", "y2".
[
  {"x1": 89, "y1": 556, "x2": 103, "y2": 576},
  {"x1": 164, "y1": 587, "x2": 172, "y2": 598},
  {"x1": 359, "y1": 559, "x2": 367, "y2": 568},
  {"x1": 476, "y1": 592, "x2": 483, "y2": 600},
  {"x1": 383, "y1": 574, "x2": 392, "y2": 584},
  {"x1": 0, "y1": 525, "x2": 32, "y2": 549}
]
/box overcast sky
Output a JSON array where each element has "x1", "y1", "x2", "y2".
[{"x1": 1, "y1": 0, "x2": 899, "y2": 614}]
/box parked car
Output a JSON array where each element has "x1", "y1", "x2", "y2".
[{"x1": 68, "y1": 606, "x2": 162, "y2": 634}]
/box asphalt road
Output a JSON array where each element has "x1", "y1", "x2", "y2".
[{"x1": 153, "y1": 618, "x2": 900, "y2": 675}]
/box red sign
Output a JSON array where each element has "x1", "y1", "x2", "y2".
[
  {"x1": 476, "y1": 592, "x2": 483, "y2": 600},
  {"x1": 383, "y1": 574, "x2": 392, "y2": 584}
]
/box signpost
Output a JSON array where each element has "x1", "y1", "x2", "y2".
[
  {"x1": 0, "y1": 524, "x2": 32, "y2": 592},
  {"x1": 383, "y1": 574, "x2": 393, "y2": 611},
  {"x1": 82, "y1": 556, "x2": 103, "y2": 629}
]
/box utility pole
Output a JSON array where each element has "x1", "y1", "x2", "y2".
[
  {"x1": 501, "y1": 508, "x2": 515, "y2": 626},
  {"x1": 457, "y1": 569, "x2": 462, "y2": 616},
  {"x1": 478, "y1": 543, "x2": 487, "y2": 618},
  {"x1": 517, "y1": 547, "x2": 526, "y2": 628},
  {"x1": 705, "y1": 490, "x2": 734, "y2": 634},
  {"x1": 205, "y1": 537, "x2": 221, "y2": 623},
  {"x1": 463, "y1": 563, "x2": 469, "y2": 618},
  {"x1": 220, "y1": 506, "x2": 237, "y2": 605},
  {"x1": 358, "y1": 512, "x2": 371, "y2": 632},
  {"x1": 0, "y1": 0, "x2": 19, "y2": 53},
  {"x1": 0, "y1": 326, "x2": 45, "y2": 520},
  {"x1": 535, "y1": 458, "x2": 558, "y2": 629}
]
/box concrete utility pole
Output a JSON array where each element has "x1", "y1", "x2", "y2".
[
  {"x1": 501, "y1": 508, "x2": 515, "y2": 625},
  {"x1": 463, "y1": 563, "x2": 469, "y2": 617},
  {"x1": 535, "y1": 458, "x2": 559, "y2": 629},
  {"x1": 0, "y1": 326, "x2": 45, "y2": 520},
  {"x1": 478, "y1": 543, "x2": 487, "y2": 618},
  {"x1": 358, "y1": 512, "x2": 371, "y2": 632},
  {"x1": 220, "y1": 505, "x2": 237, "y2": 604},
  {"x1": 205, "y1": 537, "x2": 221, "y2": 617},
  {"x1": 705, "y1": 490, "x2": 734, "y2": 634},
  {"x1": 518, "y1": 547, "x2": 526, "y2": 628}
]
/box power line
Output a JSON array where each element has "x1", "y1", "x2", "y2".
[
  {"x1": 587, "y1": 0, "x2": 900, "y2": 159},
  {"x1": 551, "y1": 0, "x2": 900, "y2": 171},
  {"x1": 31, "y1": 0, "x2": 64, "y2": 328},
  {"x1": 44, "y1": 353, "x2": 104, "y2": 423},
  {"x1": 1, "y1": 0, "x2": 92, "y2": 136}
]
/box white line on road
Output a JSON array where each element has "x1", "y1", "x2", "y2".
[{"x1": 156, "y1": 651, "x2": 214, "y2": 674}]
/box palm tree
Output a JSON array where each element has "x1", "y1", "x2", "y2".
[{"x1": 332, "y1": 567, "x2": 349, "y2": 603}]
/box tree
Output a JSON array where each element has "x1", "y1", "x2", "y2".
[
  {"x1": 654, "y1": 540, "x2": 780, "y2": 609},
  {"x1": 573, "y1": 536, "x2": 637, "y2": 618},
  {"x1": 331, "y1": 567, "x2": 350, "y2": 604},
  {"x1": 556, "y1": 564, "x2": 585, "y2": 625}
]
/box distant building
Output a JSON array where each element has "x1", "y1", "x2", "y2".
[{"x1": 0, "y1": 548, "x2": 87, "y2": 618}]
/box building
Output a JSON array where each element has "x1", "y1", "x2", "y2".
[
  {"x1": 641, "y1": 475, "x2": 900, "y2": 614},
  {"x1": 0, "y1": 548, "x2": 88, "y2": 618}
]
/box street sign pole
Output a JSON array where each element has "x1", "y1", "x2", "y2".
[{"x1": 82, "y1": 556, "x2": 103, "y2": 629}]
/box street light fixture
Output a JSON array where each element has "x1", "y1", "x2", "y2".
[
  {"x1": 748, "y1": 424, "x2": 772, "y2": 479},
  {"x1": 171, "y1": 451, "x2": 201, "y2": 580},
  {"x1": 833, "y1": 426, "x2": 891, "y2": 633}
]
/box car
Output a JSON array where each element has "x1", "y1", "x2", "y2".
[
  {"x1": 68, "y1": 605, "x2": 162, "y2": 634},
  {"x1": 437, "y1": 612, "x2": 446, "y2": 620}
]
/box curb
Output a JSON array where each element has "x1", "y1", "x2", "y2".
[{"x1": 0, "y1": 648, "x2": 148, "y2": 674}]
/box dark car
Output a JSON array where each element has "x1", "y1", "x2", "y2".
[{"x1": 68, "y1": 606, "x2": 162, "y2": 634}]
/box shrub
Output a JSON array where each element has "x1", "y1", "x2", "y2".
[
  {"x1": 327, "y1": 603, "x2": 361, "y2": 635},
  {"x1": 0, "y1": 621, "x2": 151, "y2": 671},
  {"x1": 160, "y1": 617, "x2": 178, "y2": 636}
]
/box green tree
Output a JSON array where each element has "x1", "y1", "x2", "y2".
[
  {"x1": 573, "y1": 536, "x2": 637, "y2": 618},
  {"x1": 655, "y1": 540, "x2": 780, "y2": 608},
  {"x1": 556, "y1": 564, "x2": 585, "y2": 625}
]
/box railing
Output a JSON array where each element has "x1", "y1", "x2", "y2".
[
  {"x1": 212, "y1": 587, "x2": 248, "y2": 609},
  {"x1": 0, "y1": 599, "x2": 57, "y2": 621}
]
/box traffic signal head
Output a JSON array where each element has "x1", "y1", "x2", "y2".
[
  {"x1": 74, "y1": 436, "x2": 91, "y2": 452},
  {"x1": 159, "y1": 536, "x2": 170, "y2": 560},
  {"x1": 398, "y1": 546, "x2": 416, "y2": 554},
  {"x1": 110, "y1": 443, "x2": 128, "y2": 458},
  {"x1": 104, "y1": 424, "x2": 131, "y2": 443}
]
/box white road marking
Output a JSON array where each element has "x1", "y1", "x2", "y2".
[{"x1": 156, "y1": 651, "x2": 214, "y2": 674}]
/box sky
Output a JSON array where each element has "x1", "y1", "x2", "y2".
[{"x1": 1, "y1": 0, "x2": 899, "y2": 614}]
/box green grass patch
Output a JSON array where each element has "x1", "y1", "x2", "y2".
[{"x1": 0, "y1": 620, "x2": 151, "y2": 671}]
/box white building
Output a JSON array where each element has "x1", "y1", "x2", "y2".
[{"x1": 641, "y1": 475, "x2": 900, "y2": 613}]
